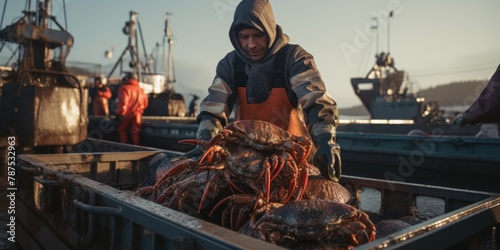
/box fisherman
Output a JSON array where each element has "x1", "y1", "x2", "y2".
[
  {"x1": 453, "y1": 63, "x2": 500, "y2": 137},
  {"x1": 191, "y1": 0, "x2": 341, "y2": 182},
  {"x1": 91, "y1": 76, "x2": 112, "y2": 116},
  {"x1": 115, "y1": 73, "x2": 149, "y2": 145},
  {"x1": 188, "y1": 94, "x2": 199, "y2": 117}
]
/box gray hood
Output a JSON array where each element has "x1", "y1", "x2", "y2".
[
  {"x1": 228, "y1": 0, "x2": 290, "y2": 103},
  {"x1": 229, "y1": 0, "x2": 289, "y2": 64}
]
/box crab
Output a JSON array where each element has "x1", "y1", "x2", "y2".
[
  {"x1": 210, "y1": 194, "x2": 284, "y2": 231},
  {"x1": 203, "y1": 144, "x2": 308, "y2": 203},
  {"x1": 178, "y1": 121, "x2": 312, "y2": 211},
  {"x1": 134, "y1": 157, "x2": 199, "y2": 202},
  {"x1": 302, "y1": 175, "x2": 353, "y2": 205},
  {"x1": 181, "y1": 120, "x2": 313, "y2": 165},
  {"x1": 249, "y1": 199, "x2": 376, "y2": 247},
  {"x1": 181, "y1": 120, "x2": 311, "y2": 203},
  {"x1": 135, "y1": 160, "x2": 234, "y2": 222}
]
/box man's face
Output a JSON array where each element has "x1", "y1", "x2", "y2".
[{"x1": 238, "y1": 28, "x2": 268, "y2": 61}]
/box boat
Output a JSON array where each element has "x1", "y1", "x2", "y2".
[
  {"x1": 0, "y1": 3, "x2": 87, "y2": 246},
  {"x1": 0, "y1": 0, "x2": 88, "y2": 154},
  {"x1": 351, "y1": 52, "x2": 427, "y2": 121},
  {"x1": 345, "y1": 52, "x2": 482, "y2": 136}
]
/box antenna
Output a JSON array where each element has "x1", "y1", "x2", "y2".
[
  {"x1": 371, "y1": 17, "x2": 379, "y2": 55},
  {"x1": 388, "y1": 10, "x2": 394, "y2": 53}
]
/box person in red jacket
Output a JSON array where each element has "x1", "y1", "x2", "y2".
[
  {"x1": 115, "y1": 74, "x2": 149, "y2": 145},
  {"x1": 91, "y1": 77, "x2": 112, "y2": 116}
]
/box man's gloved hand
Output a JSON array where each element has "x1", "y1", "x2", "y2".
[
  {"x1": 181, "y1": 129, "x2": 213, "y2": 159},
  {"x1": 452, "y1": 116, "x2": 467, "y2": 127},
  {"x1": 196, "y1": 114, "x2": 223, "y2": 141},
  {"x1": 196, "y1": 127, "x2": 215, "y2": 142},
  {"x1": 313, "y1": 133, "x2": 342, "y2": 182},
  {"x1": 181, "y1": 114, "x2": 223, "y2": 160}
]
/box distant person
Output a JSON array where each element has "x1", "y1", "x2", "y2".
[
  {"x1": 193, "y1": 0, "x2": 341, "y2": 182},
  {"x1": 454, "y1": 63, "x2": 500, "y2": 136},
  {"x1": 376, "y1": 52, "x2": 386, "y2": 67},
  {"x1": 115, "y1": 74, "x2": 149, "y2": 145},
  {"x1": 188, "y1": 94, "x2": 199, "y2": 117},
  {"x1": 91, "y1": 77, "x2": 112, "y2": 116}
]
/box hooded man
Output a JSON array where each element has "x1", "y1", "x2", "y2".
[{"x1": 195, "y1": 0, "x2": 341, "y2": 182}]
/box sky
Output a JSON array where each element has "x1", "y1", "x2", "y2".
[{"x1": 1, "y1": 0, "x2": 500, "y2": 109}]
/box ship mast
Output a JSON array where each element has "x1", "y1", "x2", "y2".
[
  {"x1": 106, "y1": 11, "x2": 142, "y2": 81},
  {"x1": 41, "y1": 0, "x2": 51, "y2": 66},
  {"x1": 163, "y1": 12, "x2": 175, "y2": 91},
  {"x1": 128, "y1": 11, "x2": 141, "y2": 80}
]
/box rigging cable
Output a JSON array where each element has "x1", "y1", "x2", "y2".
[
  {"x1": 136, "y1": 18, "x2": 150, "y2": 73},
  {"x1": 5, "y1": 46, "x2": 19, "y2": 66},
  {"x1": 162, "y1": 33, "x2": 166, "y2": 74},
  {"x1": 0, "y1": 0, "x2": 7, "y2": 55},
  {"x1": 0, "y1": 0, "x2": 7, "y2": 29}
]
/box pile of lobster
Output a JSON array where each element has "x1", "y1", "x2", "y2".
[{"x1": 135, "y1": 120, "x2": 376, "y2": 248}]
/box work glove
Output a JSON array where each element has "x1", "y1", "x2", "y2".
[
  {"x1": 452, "y1": 116, "x2": 467, "y2": 127},
  {"x1": 310, "y1": 119, "x2": 341, "y2": 182},
  {"x1": 182, "y1": 114, "x2": 223, "y2": 159},
  {"x1": 313, "y1": 133, "x2": 342, "y2": 182},
  {"x1": 196, "y1": 114, "x2": 223, "y2": 141}
]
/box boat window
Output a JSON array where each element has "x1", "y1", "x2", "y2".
[{"x1": 357, "y1": 83, "x2": 374, "y2": 91}]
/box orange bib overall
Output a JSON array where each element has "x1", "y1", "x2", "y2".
[{"x1": 235, "y1": 87, "x2": 310, "y2": 139}]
